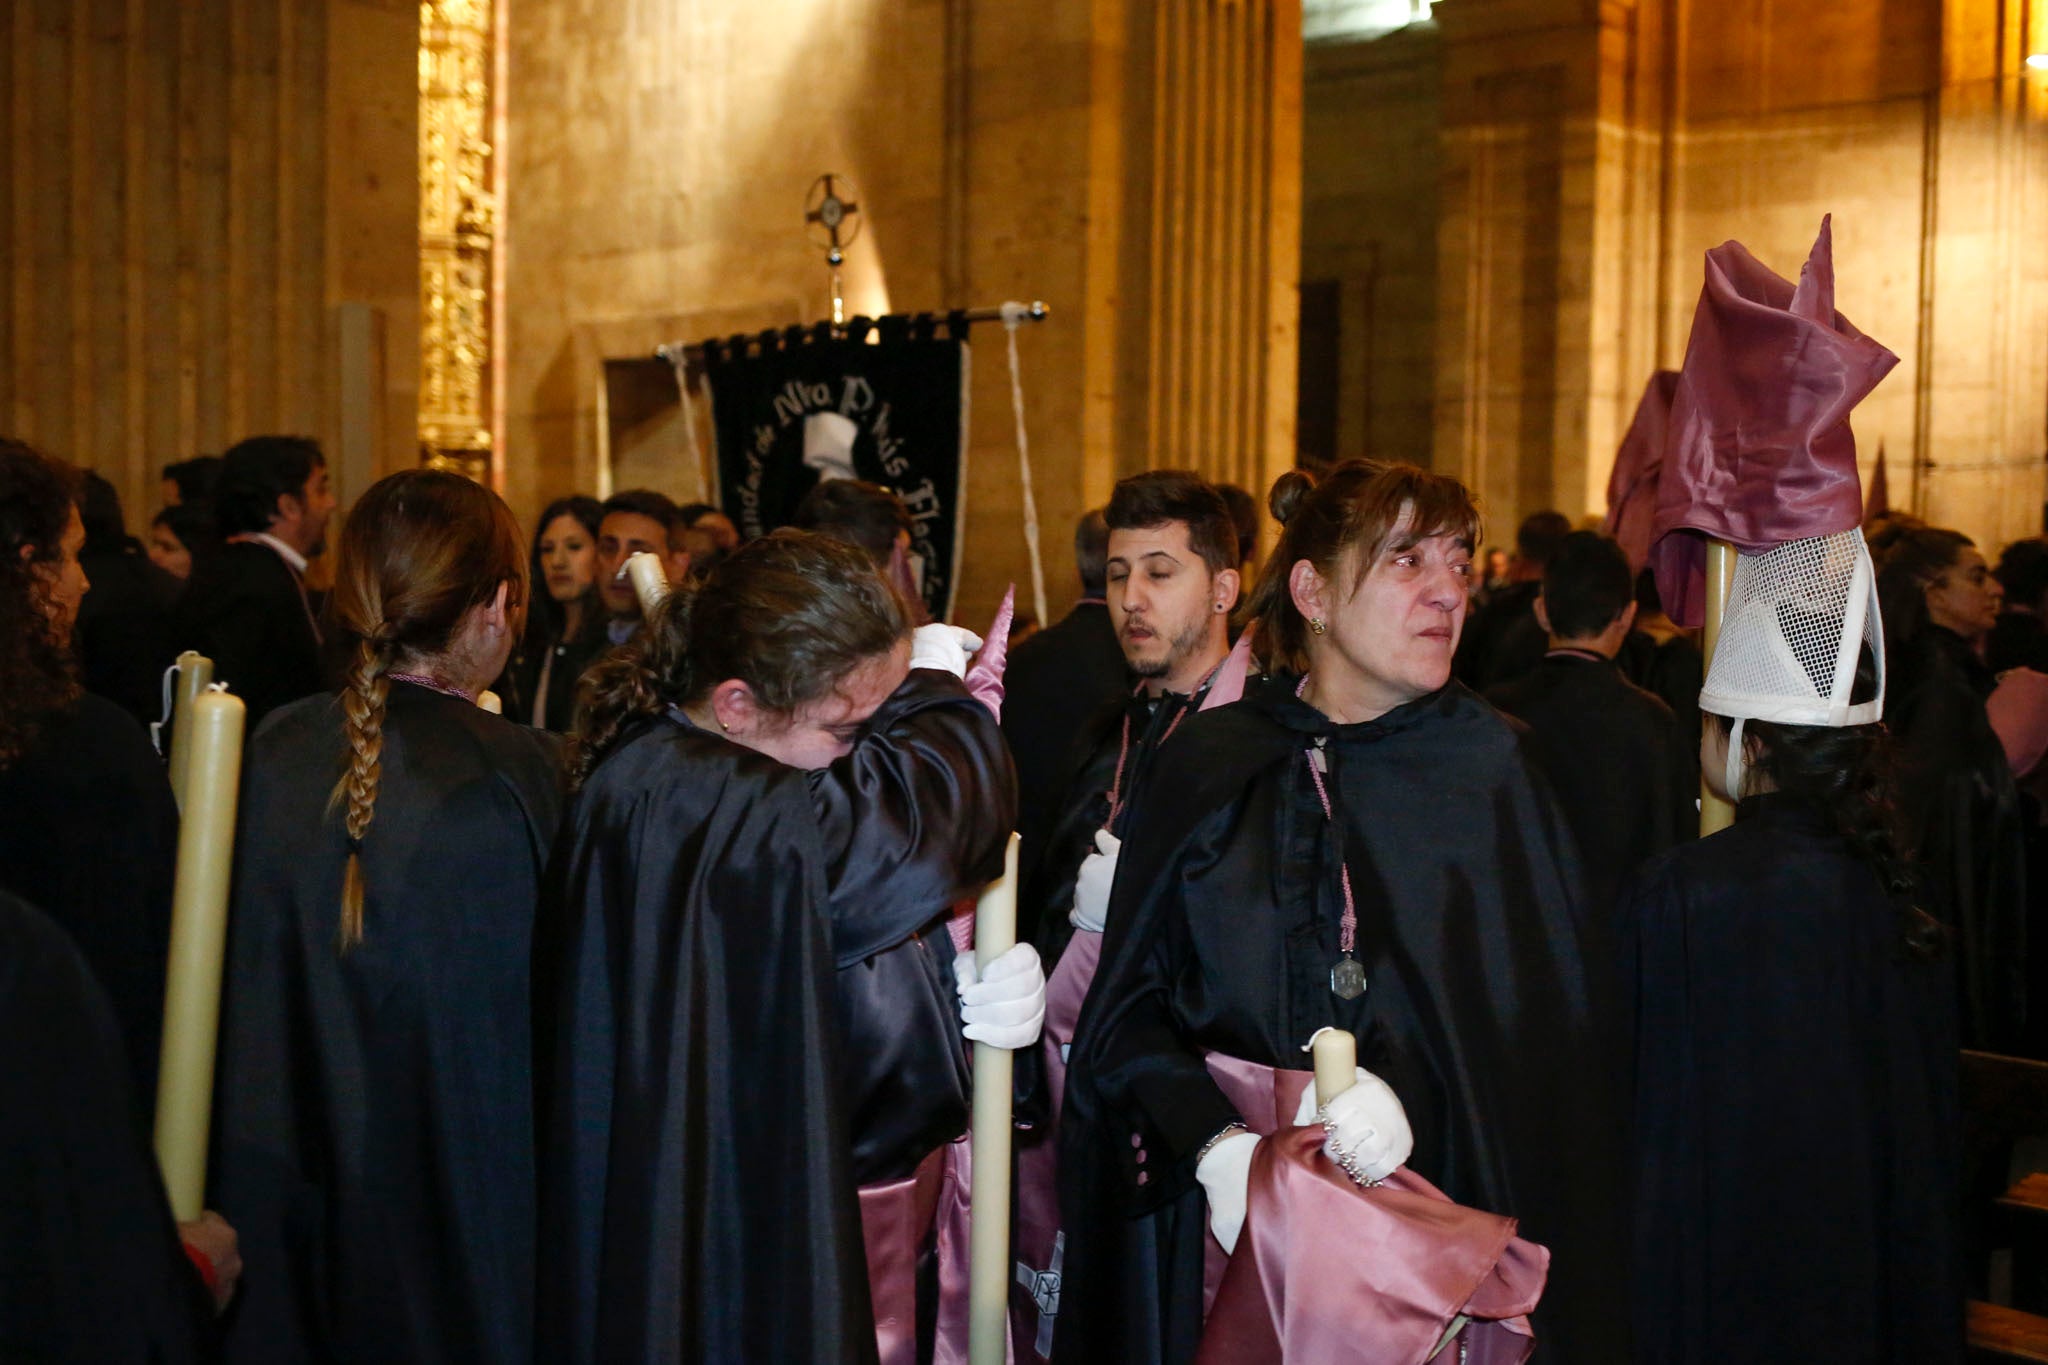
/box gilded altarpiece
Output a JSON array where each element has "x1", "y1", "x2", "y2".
[{"x1": 419, "y1": 0, "x2": 496, "y2": 483}]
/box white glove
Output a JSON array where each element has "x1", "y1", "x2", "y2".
[
  {"x1": 1196, "y1": 1129, "x2": 1260, "y2": 1255},
  {"x1": 910, "y1": 624, "x2": 985, "y2": 678},
  {"x1": 1068, "y1": 829, "x2": 1121, "y2": 933},
  {"x1": 953, "y1": 942, "x2": 1046, "y2": 1049},
  {"x1": 1290, "y1": 1066, "x2": 1412, "y2": 1183}
]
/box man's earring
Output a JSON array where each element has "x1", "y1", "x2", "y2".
[{"x1": 1308, "y1": 617, "x2": 1327, "y2": 635}]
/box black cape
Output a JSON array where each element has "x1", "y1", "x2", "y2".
[
  {"x1": 1618, "y1": 626, "x2": 1705, "y2": 748},
  {"x1": 1455, "y1": 581, "x2": 1547, "y2": 690},
  {"x1": 1064, "y1": 679, "x2": 1622, "y2": 1365},
  {"x1": 1487, "y1": 651, "x2": 1696, "y2": 918},
  {"x1": 1023, "y1": 685, "x2": 1205, "y2": 973},
  {"x1": 1889, "y1": 625, "x2": 2029, "y2": 1050},
  {"x1": 534, "y1": 670, "x2": 1014, "y2": 1365},
  {"x1": 0, "y1": 691, "x2": 179, "y2": 1110},
  {"x1": 1056, "y1": 678, "x2": 1629, "y2": 1364},
  {"x1": 210, "y1": 685, "x2": 564, "y2": 1365},
  {"x1": 0, "y1": 888, "x2": 216, "y2": 1364},
  {"x1": 1003, "y1": 601, "x2": 1129, "y2": 875},
  {"x1": 1623, "y1": 793, "x2": 1963, "y2": 1363},
  {"x1": 75, "y1": 538, "x2": 184, "y2": 726},
  {"x1": 496, "y1": 603, "x2": 610, "y2": 732},
  {"x1": 172, "y1": 540, "x2": 326, "y2": 728}
]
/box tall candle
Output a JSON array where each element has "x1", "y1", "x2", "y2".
[
  {"x1": 1311, "y1": 1026, "x2": 1357, "y2": 1109},
  {"x1": 968, "y1": 832, "x2": 1021, "y2": 1365},
  {"x1": 476, "y1": 689, "x2": 502, "y2": 714},
  {"x1": 625, "y1": 550, "x2": 670, "y2": 615},
  {"x1": 1700, "y1": 539, "x2": 1738, "y2": 836},
  {"x1": 165, "y1": 651, "x2": 213, "y2": 813},
  {"x1": 153, "y1": 687, "x2": 246, "y2": 1221}
]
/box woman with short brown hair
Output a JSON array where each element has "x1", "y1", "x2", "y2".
[
  {"x1": 1056, "y1": 460, "x2": 1627, "y2": 1363},
  {"x1": 210, "y1": 469, "x2": 563, "y2": 1365}
]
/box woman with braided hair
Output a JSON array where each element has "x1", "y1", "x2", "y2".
[{"x1": 209, "y1": 469, "x2": 563, "y2": 1365}]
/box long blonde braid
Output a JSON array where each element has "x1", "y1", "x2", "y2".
[
  {"x1": 321, "y1": 468, "x2": 527, "y2": 953},
  {"x1": 329, "y1": 631, "x2": 394, "y2": 949}
]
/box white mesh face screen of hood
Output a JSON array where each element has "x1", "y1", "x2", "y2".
[{"x1": 1699, "y1": 530, "x2": 1884, "y2": 729}]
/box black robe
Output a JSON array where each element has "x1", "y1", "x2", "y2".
[
  {"x1": 1487, "y1": 651, "x2": 1696, "y2": 919},
  {"x1": 1056, "y1": 678, "x2": 1629, "y2": 1365},
  {"x1": 173, "y1": 540, "x2": 326, "y2": 729},
  {"x1": 1618, "y1": 626, "x2": 1705, "y2": 756},
  {"x1": 1023, "y1": 686, "x2": 1204, "y2": 973},
  {"x1": 0, "y1": 888, "x2": 217, "y2": 1365},
  {"x1": 1889, "y1": 625, "x2": 2029, "y2": 1050},
  {"x1": 0, "y1": 691, "x2": 179, "y2": 1110},
  {"x1": 1623, "y1": 793, "x2": 1962, "y2": 1363},
  {"x1": 1455, "y1": 580, "x2": 1546, "y2": 690},
  {"x1": 210, "y1": 685, "x2": 564, "y2": 1365},
  {"x1": 1003, "y1": 600, "x2": 1129, "y2": 883},
  {"x1": 495, "y1": 601, "x2": 610, "y2": 732},
  {"x1": 75, "y1": 538, "x2": 184, "y2": 726},
  {"x1": 533, "y1": 670, "x2": 1014, "y2": 1365}
]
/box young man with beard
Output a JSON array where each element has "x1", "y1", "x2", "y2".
[{"x1": 1009, "y1": 470, "x2": 1245, "y2": 1361}]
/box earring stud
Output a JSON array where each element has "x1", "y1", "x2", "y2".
[{"x1": 1309, "y1": 617, "x2": 1327, "y2": 636}]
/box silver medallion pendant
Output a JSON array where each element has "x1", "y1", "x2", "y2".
[{"x1": 1330, "y1": 955, "x2": 1367, "y2": 1000}]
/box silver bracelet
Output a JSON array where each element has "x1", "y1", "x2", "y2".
[
  {"x1": 1317, "y1": 1104, "x2": 1385, "y2": 1188},
  {"x1": 1195, "y1": 1120, "x2": 1249, "y2": 1168}
]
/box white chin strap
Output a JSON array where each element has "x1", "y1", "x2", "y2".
[{"x1": 1724, "y1": 717, "x2": 1747, "y2": 806}]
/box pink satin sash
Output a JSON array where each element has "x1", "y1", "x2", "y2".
[{"x1": 1195, "y1": 1055, "x2": 1548, "y2": 1365}]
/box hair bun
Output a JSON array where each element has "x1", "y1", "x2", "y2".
[{"x1": 1268, "y1": 469, "x2": 1316, "y2": 526}]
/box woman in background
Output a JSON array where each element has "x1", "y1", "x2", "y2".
[
  {"x1": 212, "y1": 469, "x2": 563, "y2": 1365},
  {"x1": 498, "y1": 494, "x2": 607, "y2": 731},
  {"x1": 1878, "y1": 525, "x2": 2027, "y2": 1050}
]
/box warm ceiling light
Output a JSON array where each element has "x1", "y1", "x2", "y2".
[{"x1": 2029, "y1": 53, "x2": 2048, "y2": 69}]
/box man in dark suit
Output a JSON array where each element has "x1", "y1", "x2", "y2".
[
  {"x1": 1488, "y1": 530, "x2": 1696, "y2": 922},
  {"x1": 1002, "y1": 509, "x2": 1128, "y2": 884},
  {"x1": 173, "y1": 436, "x2": 336, "y2": 728}
]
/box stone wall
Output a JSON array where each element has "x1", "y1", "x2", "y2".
[
  {"x1": 0, "y1": 0, "x2": 419, "y2": 519},
  {"x1": 1309, "y1": 0, "x2": 2048, "y2": 553},
  {"x1": 501, "y1": 0, "x2": 1304, "y2": 624}
]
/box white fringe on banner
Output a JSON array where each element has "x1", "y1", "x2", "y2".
[{"x1": 1001, "y1": 302, "x2": 1048, "y2": 629}]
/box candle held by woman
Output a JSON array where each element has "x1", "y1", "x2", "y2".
[
  {"x1": 969, "y1": 831, "x2": 1021, "y2": 1365},
  {"x1": 153, "y1": 684, "x2": 246, "y2": 1220}
]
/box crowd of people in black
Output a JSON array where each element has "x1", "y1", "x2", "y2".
[{"x1": 0, "y1": 427, "x2": 2033, "y2": 1363}]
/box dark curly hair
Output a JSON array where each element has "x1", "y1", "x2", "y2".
[
  {"x1": 0, "y1": 439, "x2": 83, "y2": 767},
  {"x1": 568, "y1": 528, "x2": 909, "y2": 790},
  {"x1": 1713, "y1": 649, "x2": 1943, "y2": 959}
]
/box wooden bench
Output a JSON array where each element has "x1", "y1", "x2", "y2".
[{"x1": 1969, "y1": 1300, "x2": 2048, "y2": 1361}]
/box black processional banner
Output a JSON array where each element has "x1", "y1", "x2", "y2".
[{"x1": 701, "y1": 315, "x2": 970, "y2": 621}]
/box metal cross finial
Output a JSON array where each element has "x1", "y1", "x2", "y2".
[{"x1": 805, "y1": 173, "x2": 864, "y2": 325}]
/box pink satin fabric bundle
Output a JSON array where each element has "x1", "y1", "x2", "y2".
[
  {"x1": 963, "y1": 587, "x2": 1016, "y2": 720},
  {"x1": 858, "y1": 1136, "x2": 986, "y2": 1365},
  {"x1": 1604, "y1": 370, "x2": 1680, "y2": 573},
  {"x1": 1650, "y1": 215, "x2": 1899, "y2": 626},
  {"x1": 1194, "y1": 1055, "x2": 1548, "y2": 1365}
]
